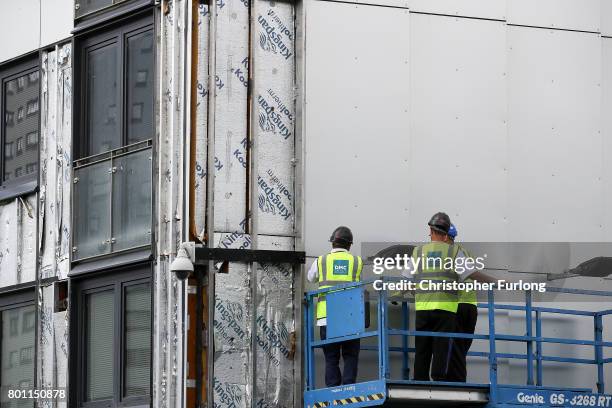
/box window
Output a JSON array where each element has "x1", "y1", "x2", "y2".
[
  {"x1": 73, "y1": 267, "x2": 151, "y2": 407},
  {"x1": 0, "y1": 290, "x2": 35, "y2": 408},
  {"x1": 73, "y1": 14, "x2": 153, "y2": 262},
  {"x1": 76, "y1": 16, "x2": 153, "y2": 158},
  {"x1": 25, "y1": 131, "x2": 37, "y2": 149},
  {"x1": 0, "y1": 56, "x2": 40, "y2": 200}
]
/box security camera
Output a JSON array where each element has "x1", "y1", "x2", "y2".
[{"x1": 171, "y1": 245, "x2": 194, "y2": 281}]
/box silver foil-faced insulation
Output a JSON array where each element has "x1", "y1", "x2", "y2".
[{"x1": 39, "y1": 43, "x2": 72, "y2": 281}]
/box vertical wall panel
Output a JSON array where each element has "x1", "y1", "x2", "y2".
[
  {"x1": 408, "y1": 14, "x2": 507, "y2": 242},
  {"x1": 507, "y1": 0, "x2": 601, "y2": 32},
  {"x1": 194, "y1": 3, "x2": 210, "y2": 239},
  {"x1": 253, "y1": 0, "x2": 296, "y2": 237},
  {"x1": 603, "y1": 0, "x2": 612, "y2": 37},
  {"x1": 155, "y1": 1, "x2": 186, "y2": 406},
  {"x1": 212, "y1": 0, "x2": 250, "y2": 234},
  {"x1": 507, "y1": 27, "x2": 603, "y2": 241},
  {"x1": 0, "y1": 0, "x2": 40, "y2": 63},
  {"x1": 39, "y1": 44, "x2": 72, "y2": 281},
  {"x1": 0, "y1": 195, "x2": 37, "y2": 286},
  {"x1": 304, "y1": 1, "x2": 410, "y2": 257},
  {"x1": 37, "y1": 284, "x2": 69, "y2": 408},
  {"x1": 603, "y1": 39, "x2": 612, "y2": 241},
  {"x1": 40, "y1": 0, "x2": 74, "y2": 47}
]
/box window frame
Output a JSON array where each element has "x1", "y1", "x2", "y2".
[
  {"x1": 71, "y1": 264, "x2": 152, "y2": 408},
  {"x1": 0, "y1": 55, "x2": 41, "y2": 201},
  {"x1": 75, "y1": 14, "x2": 154, "y2": 160},
  {"x1": 0, "y1": 287, "x2": 36, "y2": 393}
]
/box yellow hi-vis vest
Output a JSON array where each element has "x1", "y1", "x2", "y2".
[
  {"x1": 412, "y1": 242, "x2": 460, "y2": 313},
  {"x1": 456, "y1": 244, "x2": 478, "y2": 306},
  {"x1": 316, "y1": 251, "x2": 363, "y2": 319}
]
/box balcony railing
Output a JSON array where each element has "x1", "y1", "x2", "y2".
[{"x1": 72, "y1": 140, "x2": 152, "y2": 262}]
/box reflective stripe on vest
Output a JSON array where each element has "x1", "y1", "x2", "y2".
[
  {"x1": 413, "y1": 242, "x2": 459, "y2": 313},
  {"x1": 316, "y1": 252, "x2": 363, "y2": 319},
  {"x1": 457, "y1": 244, "x2": 478, "y2": 305}
]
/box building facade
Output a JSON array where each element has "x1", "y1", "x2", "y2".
[{"x1": 1, "y1": 0, "x2": 612, "y2": 407}]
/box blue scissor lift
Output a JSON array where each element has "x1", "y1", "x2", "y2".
[{"x1": 304, "y1": 277, "x2": 612, "y2": 408}]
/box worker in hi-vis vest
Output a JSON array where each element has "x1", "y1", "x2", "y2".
[
  {"x1": 446, "y1": 223, "x2": 497, "y2": 382},
  {"x1": 307, "y1": 226, "x2": 363, "y2": 387},
  {"x1": 402, "y1": 212, "x2": 477, "y2": 381}
]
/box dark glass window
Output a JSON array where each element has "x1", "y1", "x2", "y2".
[
  {"x1": 74, "y1": 268, "x2": 151, "y2": 407},
  {"x1": 86, "y1": 289, "x2": 115, "y2": 400},
  {"x1": 0, "y1": 291, "x2": 35, "y2": 408},
  {"x1": 78, "y1": 17, "x2": 153, "y2": 158},
  {"x1": 0, "y1": 57, "x2": 40, "y2": 200},
  {"x1": 73, "y1": 15, "x2": 153, "y2": 262}
]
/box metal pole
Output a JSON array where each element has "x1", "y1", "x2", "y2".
[
  {"x1": 306, "y1": 294, "x2": 315, "y2": 390},
  {"x1": 381, "y1": 286, "x2": 389, "y2": 379},
  {"x1": 525, "y1": 290, "x2": 534, "y2": 385},
  {"x1": 595, "y1": 313, "x2": 604, "y2": 394},
  {"x1": 378, "y1": 288, "x2": 384, "y2": 380},
  {"x1": 536, "y1": 310, "x2": 543, "y2": 386},
  {"x1": 402, "y1": 301, "x2": 409, "y2": 380},
  {"x1": 487, "y1": 290, "x2": 498, "y2": 404}
]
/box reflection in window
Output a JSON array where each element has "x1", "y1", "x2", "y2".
[
  {"x1": 2, "y1": 70, "x2": 40, "y2": 184},
  {"x1": 86, "y1": 290, "x2": 114, "y2": 401},
  {"x1": 87, "y1": 43, "x2": 119, "y2": 156},
  {"x1": 1, "y1": 305, "x2": 35, "y2": 408},
  {"x1": 126, "y1": 30, "x2": 154, "y2": 145},
  {"x1": 124, "y1": 283, "x2": 151, "y2": 397}
]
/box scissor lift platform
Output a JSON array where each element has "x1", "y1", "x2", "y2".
[{"x1": 304, "y1": 279, "x2": 612, "y2": 408}]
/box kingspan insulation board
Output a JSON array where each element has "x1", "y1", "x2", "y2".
[
  {"x1": 253, "y1": 0, "x2": 296, "y2": 237},
  {"x1": 211, "y1": 0, "x2": 250, "y2": 234}
]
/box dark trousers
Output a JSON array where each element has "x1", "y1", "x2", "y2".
[
  {"x1": 447, "y1": 304, "x2": 478, "y2": 382},
  {"x1": 413, "y1": 310, "x2": 456, "y2": 381},
  {"x1": 320, "y1": 326, "x2": 360, "y2": 387}
]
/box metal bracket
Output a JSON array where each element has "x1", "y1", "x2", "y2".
[{"x1": 194, "y1": 246, "x2": 306, "y2": 265}]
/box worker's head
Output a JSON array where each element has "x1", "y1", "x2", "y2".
[
  {"x1": 447, "y1": 224, "x2": 458, "y2": 243},
  {"x1": 329, "y1": 226, "x2": 353, "y2": 250},
  {"x1": 428, "y1": 212, "x2": 451, "y2": 242}
]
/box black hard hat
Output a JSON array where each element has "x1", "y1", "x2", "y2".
[
  {"x1": 329, "y1": 226, "x2": 353, "y2": 245},
  {"x1": 428, "y1": 212, "x2": 451, "y2": 234}
]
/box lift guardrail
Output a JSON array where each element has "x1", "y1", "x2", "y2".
[{"x1": 304, "y1": 277, "x2": 612, "y2": 408}]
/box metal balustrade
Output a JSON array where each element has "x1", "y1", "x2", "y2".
[{"x1": 304, "y1": 277, "x2": 612, "y2": 408}]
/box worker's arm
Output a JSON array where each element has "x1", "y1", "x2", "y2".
[{"x1": 306, "y1": 259, "x2": 319, "y2": 283}]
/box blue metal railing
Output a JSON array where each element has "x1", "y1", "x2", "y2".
[{"x1": 304, "y1": 277, "x2": 612, "y2": 406}]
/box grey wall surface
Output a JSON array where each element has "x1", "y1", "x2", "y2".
[
  {"x1": 303, "y1": 0, "x2": 612, "y2": 393},
  {"x1": 0, "y1": 0, "x2": 73, "y2": 63}
]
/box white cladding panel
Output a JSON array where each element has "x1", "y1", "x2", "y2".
[
  {"x1": 507, "y1": 27, "x2": 603, "y2": 241},
  {"x1": 603, "y1": 0, "x2": 612, "y2": 36},
  {"x1": 507, "y1": 0, "x2": 601, "y2": 32},
  {"x1": 408, "y1": 14, "x2": 507, "y2": 242},
  {"x1": 304, "y1": 1, "x2": 410, "y2": 257},
  {"x1": 603, "y1": 39, "x2": 612, "y2": 241},
  {"x1": 41, "y1": 0, "x2": 74, "y2": 47},
  {"x1": 406, "y1": 0, "x2": 506, "y2": 20},
  {"x1": 0, "y1": 0, "x2": 40, "y2": 63}
]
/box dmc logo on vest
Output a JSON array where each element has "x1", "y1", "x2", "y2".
[{"x1": 333, "y1": 260, "x2": 349, "y2": 275}]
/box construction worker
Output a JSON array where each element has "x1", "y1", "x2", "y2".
[
  {"x1": 307, "y1": 226, "x2": 363, "y2": 387},
  {"x1": 407, "y1": 212, "x2": 460, "y2": 381},
  {"x1": 446, "y1": 224, "x2": 497, "y2": 382}
]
